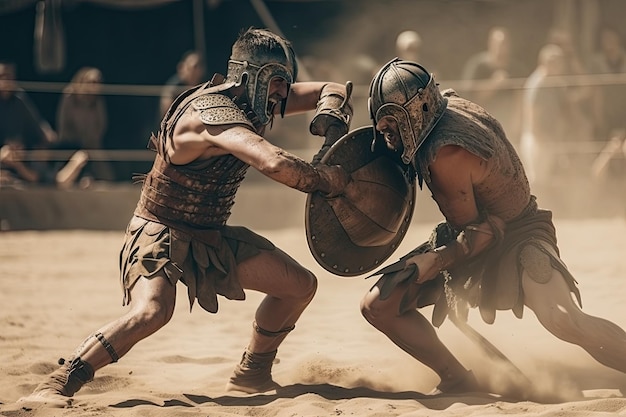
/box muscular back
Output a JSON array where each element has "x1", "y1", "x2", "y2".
[{"x1": 416, "y1": 90, "x2": 530, "y2": 227}]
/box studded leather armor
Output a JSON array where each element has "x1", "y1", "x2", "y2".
[{"x1": 135, "y1": 78, "x2": 264, "y2": 229}]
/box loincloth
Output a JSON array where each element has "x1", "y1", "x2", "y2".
[
  {"x1": 119, "y1": 215, "x2": 275, "y2": 313},
  {"x1": 379, "y1": 196, "x2": 582, "y2": 326}
]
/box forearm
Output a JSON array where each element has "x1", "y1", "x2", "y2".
[
  {"x1": 13, "y1": 161, "x2": 40, "y2": 183},
  {"x1": 260, "y1": 150, "x2": 347, "y2": 198},
  {"x1": 260, "y1": 151, "x2": 324, "y2": 193}
]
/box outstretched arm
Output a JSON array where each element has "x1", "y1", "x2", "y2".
[{"x1": 171, "y1": 111, "x2": 349, "y2": 197}]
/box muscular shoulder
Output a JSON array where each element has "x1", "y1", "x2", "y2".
[
  {"x1": 430, "y1": 145, "x2": 488, "y2": 185},
  {"x1": 169, "y1": 95, "x2": 257, "y2": 164},
  {"x1": 190, "y1": 93, "x2": 254, "y2": 129}
]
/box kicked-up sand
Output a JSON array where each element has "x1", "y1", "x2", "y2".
[{"x1": 1, "y1": 217, "x2": 625, "y2": 417}]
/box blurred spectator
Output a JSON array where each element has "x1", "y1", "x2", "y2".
[
  {"x1": 520, "y1": 44, "x2": 592, "y2": 184},
  {"x1": 16, "y1": 90, "x2": 57, "y2": 145},
  {"x1": 9, "y1": 70, "x2": 57, "y2": 145},
  {"x1": 546, "y1": 28, "x2": 595, "y2": 133},
  {"x1": 461, "y1": 26, "x2": 525, "y2": 145},
  {"x1": 589, "y1": 27, "x2": 626, "y2": 141},
  {"x1": 159, "y1": 50, "x2": 206, "y2": 117},
  {"x1": 54, "y1": 66, "x2": 111, "y2": 188},
  {"x1": 395, "y1": 29, "x2": 440, "y2": 79},
  {"x1": 588, "y1": 27, "x2": 626, "y2": 179},
  {"x1": 546, "y1": 28, "x2": 588, "y2": 76},
  {"x1": 395, "y1": 30, "x2": 422, "y2": 62},
  {"x1": 0, "y1": 61, "x2": 56, "y2": 187},
  {"x1": 1, "y1": 139, "x2": 40, "y2": 187},
  {"x1": 0, "y1": 61, "x2": 54, "y2": 149}
]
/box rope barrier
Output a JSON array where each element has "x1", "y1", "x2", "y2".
[
  {"x1": 10, "y1": 72, "x2": 626, "y2": 98},
  {"x1": 13, "y1": 149, "x2": 155, "y2": 162}
]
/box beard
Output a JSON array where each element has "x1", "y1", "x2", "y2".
[{"x1": 267, "y1": 100, "x2": 277, "y2": 115}]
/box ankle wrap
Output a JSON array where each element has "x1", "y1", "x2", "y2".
[
  {"x1": 252, "y1": 321, "x2": 295, "y2": 337},
  {"x1": 239, "y1": 349, "x2": 277, "y2": 370},
  {"x1": 95, "y1": 332, "x2": 119, "y2": 363}
]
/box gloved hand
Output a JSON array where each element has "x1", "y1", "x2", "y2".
[
  {"x1": 367, "y1": 241, "x2": 435, "y2": 301},
  {"x1": 309, "y1": 81, "x2": 354, "y2": 138},
  {"x1": 316, "y1": 164, "x2": 351, "y2": 198},
  {"x1": 405, "y1": 251, "x2": 443, "y2": 284}
]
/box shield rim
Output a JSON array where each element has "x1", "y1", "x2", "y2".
[{"x1": 305, "y1": 126, "x2": 416, "y2": 277}]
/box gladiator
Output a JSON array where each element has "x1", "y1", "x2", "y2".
[
  {"x1": 19, "y1": 27, "x2": 353, "y2": 407},
  {"x1": 358, "y1": 59, "x2": 626, "y2": 395}
]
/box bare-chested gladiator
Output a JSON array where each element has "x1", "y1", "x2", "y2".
[
  {"x1": 19, "y1": 27, "x2": 353, "y2": 407},
  {"x1": 359, "y1": 59, "x2": 626, "y2": 396}
]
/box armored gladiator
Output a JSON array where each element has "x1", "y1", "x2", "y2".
[
  {"x1": 19, "y1": 27, "x2": 353, "y2": 407},
  {"x1": 355, "y1": 59, "x2": 626, "y2": 395}
]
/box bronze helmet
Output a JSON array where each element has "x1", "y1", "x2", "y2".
[
  {"x1": 368, "y1": 58, "x2": 447, "y2": 164},
  {"x1": 226, "y1": 28, "x2": 298, "y2": 125}
]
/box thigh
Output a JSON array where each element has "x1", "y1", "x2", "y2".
[
  {"x1": 522, "y1": 268, "x2": 581, "y2": 321},
  {"x1": 235, "y1": 247, "x2": 313, "y2": 298},
  {"x1": 127, "y1": 271, "x2": 177, "y2": 314},
  {"x1": 521, "y1": 241, "x2": 581, "y2": 318}
]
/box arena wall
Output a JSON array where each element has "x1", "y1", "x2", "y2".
[{"x1": 1, "y1": 176, "x2": 623, "y2": 231}]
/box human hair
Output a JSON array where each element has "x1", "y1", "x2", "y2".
[
  {"x1": 64, "y1": 67, "x2": 103, "y2": 95},
  {"x1": 231, "y1": 27, "x2": 297, "y2": 69},
  {"x1": 180, "y1": 50, "x2": 202, "y2": 63}
]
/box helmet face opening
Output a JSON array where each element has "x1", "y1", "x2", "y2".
[
  {"x1": 227, "y1": 30, "x2": 298, "y2": 126},
  {"x1": 373, "y1": 103, "x2": 420, "y2": 164},
  {"x1": 369, "y1": 58, "x2": 447, "y2": 164}
]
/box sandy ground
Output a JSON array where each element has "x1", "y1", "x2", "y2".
[{"x1": 1, "y1": 217, "x2": 625, "y2": 417}]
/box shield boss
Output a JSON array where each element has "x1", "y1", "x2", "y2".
[{"x1": 305, "y1": 126, "x2": 416, "y2": 276}]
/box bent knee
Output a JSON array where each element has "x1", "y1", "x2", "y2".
[
  {"x1": 299, "y1": 270, "x2": 318, "y2": 302},
  {"x1": 285, "y1": 269, "x2": 317, "y2": 302},
  {"x1": 128, "y1": 300, "x2": 174, "y2": 333},
  {"x1": 360, "y1": 291, "x2": 396, "y2": 327}
]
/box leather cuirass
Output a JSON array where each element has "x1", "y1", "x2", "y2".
[{"x1": 135, "y1": 78, "x2": 263, "y2": 229}]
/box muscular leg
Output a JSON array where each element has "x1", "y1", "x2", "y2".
[
  {"x1": 360, "y1": 282, "x2": 477, "y2": 393},
  {"x1": 237, "y1": 247, "x2": 317, "y2": 353},
  {"x1": 226, "y1": 247, "x2": 317, "y2": 393},
  {"x1": 20, "y1": 273, "x2": 177, "y2": 406},
  {"x1": 523, "y1": 269, "x2": 626, "y2": 373}
]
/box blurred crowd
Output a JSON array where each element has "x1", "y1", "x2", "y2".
[
  {"x1": 0, "y1": 51, "x2": 207, "y2": 190},
  {"x1": 303, "y1": 24, "x2": 626, "y2": 187},
  {"x1": 2, "y1": 23, "x2": 625, "y2": 190}
]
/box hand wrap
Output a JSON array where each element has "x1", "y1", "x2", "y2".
[
  {"x1": 315, "y1": 164, "x2": 350, "y2": 198},
  {"x1": 433, "y1": 215, "x2": 505, "y2": 270},
  {"x1": 309, "y1": 82, "x2": 353, "y2": 138}
]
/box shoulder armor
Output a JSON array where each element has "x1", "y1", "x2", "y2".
[
  {"x1": 416, "y1": 95, "x2": 497, "y2": 184},
  {"x1": 191, "y1": 94, "x2": 254, "y2": 129}
]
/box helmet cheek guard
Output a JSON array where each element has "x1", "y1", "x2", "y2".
[
  {"x1": 228, "y1": 60, "x2": 293, "y2": 125},
  {"x1": 373, "y1": 102, "x2": 421, "y2": 165},
  {"x1": 253, "y1": 62, "x2": 294, "y2": 124},
  {"x1": 226, "y1": 29, "x2": 298, "y2": 127},
  {"x1": 369, "y1": 58, "x2": 447, "y2": 165}
]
